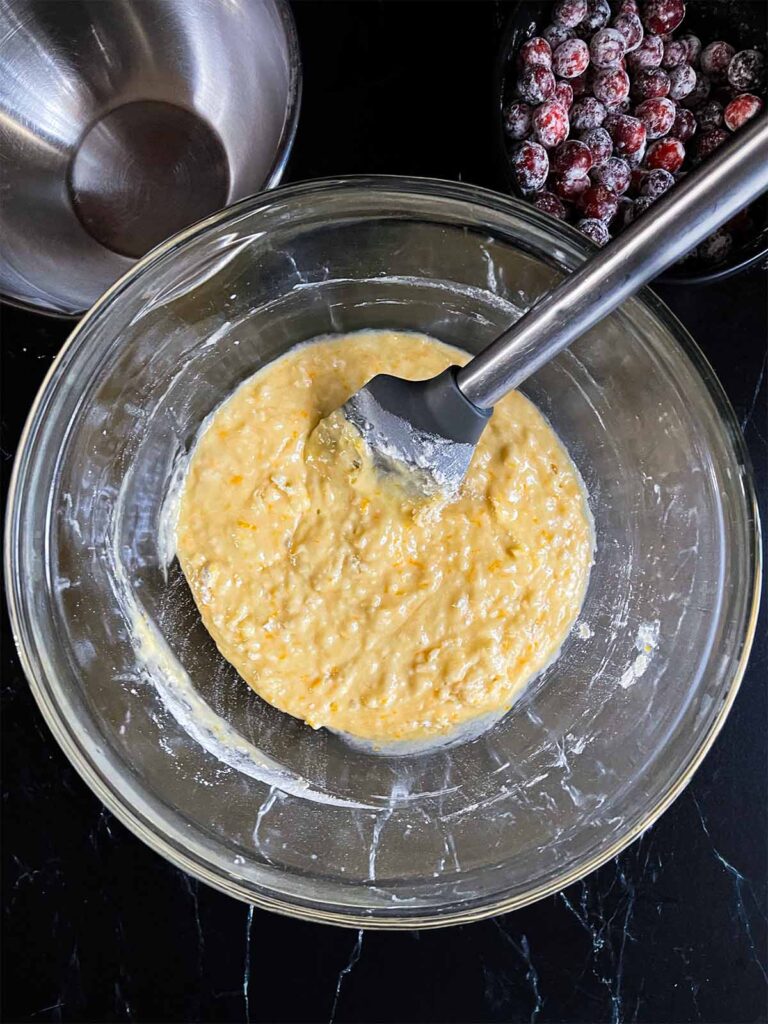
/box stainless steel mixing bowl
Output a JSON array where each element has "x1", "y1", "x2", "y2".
[
  {"x1": 5, "y1": 178, "x2": 761, "y2": 928},
  {"x1": 0, "y1": 0, "x2": 300, "y2": 315}
]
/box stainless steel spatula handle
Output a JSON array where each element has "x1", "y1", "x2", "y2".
[{"x1": 457, "y1": 115, "x2": 768, "y2": 410}]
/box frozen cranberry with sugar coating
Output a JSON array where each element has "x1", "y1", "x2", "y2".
[
  {"x1": 570, "y1": 96, "x2": 607, "y2": 129},
  {"x1": 639, "y1": 167, "x2": 674, "y2": 198},
  {"x1": 512, "y1": 140, "x2": 550, "y2": 192},
  {"x1": 699, "y1": 41, "x2": 735, "y2": 81},
  {"x1": 532, "y1": 99, "x2": 571, "y2": 148},
  {"x1": 642, "y1": 0, "x2": 685, "y2": 35},
  {"x1": 668, "y1": 63, "x2": 696, "y2": 100},
  {"x1": 553, "y1": 138, "x2": 594, "y2": 178},
  {"x1": 519, "y1": 36, "x2": 553, "y2": 69},
  {"x1": 628, "y1": 33, "x2": 663, "y2": 69},
  {"x1": 503, "y1": 100, "x2": 534, "y2": 139},
  {"x1": 581, "y1": 0, "x2": 612, "y2": 32},
  {"x1": 697, "y1": 230, "x2": 732, "y2": 263},
  {"x1": 570, "y1": 72, "x2": 589, "y2": 98},
  {"x1": 696, "y1": 100, "x2": 723, "y2": 131},
  {"x1": 681, "y1": 72, "x2": 711, "y2": 109},
  {"x1": 636, "y1": 96, "x2": 676, "y2": 138},
  {"x1": 550, "y1": 172, "x2": 591, "y2": 200},
  {"x1": 606, "y1": 113, "x2": 646, "y2": 154},
  {"x1": 553, "y1": 38, "x2": 590, "y2": 77},
  {"x1": 724, "y1": 93, "x2": 764, "y2": 131},
  {"x1": 590, "y1": 27, "x2": 626, "y2": 68},
  {"x1": 591, "y1": 155, "x2": 631, "y2": 193},
  {"x1": 728, "y1": 50, "x2": 765, "y2": 92},
  {"x1": 662, "y1": 39, "x2": 687, "y2": 68},
  {"x1": 694, "y1": 127, "x2": 729, "y2": 163},
  {"x1": 593, "y1": 66, "x2": 630, "y2": 104},
  {"x1": 632, "y1": 68, "x2": 670, "y2": 99},
  {"x1": 531, "y1": 190, "x2": 568, "y2": 219},
  {"x1": 543, "y1": 22, "x2": 575, "y2": 49},
  {"x1": 580, "y1": 125, "x2": 614, "y2": 165},
  {"x1": 612, "y1": 12, "x2": 643, "y2": 52},
  {"x1": 580, "y1": 182, "x2": 619, "y2": 221},
  {"x1": 554, "y1": 0, "x2": 588, "y2": 27},
  {"x1": 678, "y1": 34, "x2": 701, "y2": 65},
  {"x1": 626, "y1": 140, "x2": 647, "y2": 167},
  {"x1": 555, "y1": 80, "x2": 575, "y2": 109},
  {"x1": 517, "y1": 66, "x2": 557, "y2": 103},
  {"x1": 577, "y1": 218, "x2": 611, "y2": 245},
  {"x1": 614, "y1": 0, "x2": 639, "y2": 15},
  {"x1": 671, "y1": 106, "x2": 697, "y2": 141},
  {"x1": 645, "y1": 136, "x2": 685, "y2": 172}
]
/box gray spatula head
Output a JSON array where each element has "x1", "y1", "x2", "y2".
[{"x1": 342, "y1": 367, "x2": 491, "y2": 494}]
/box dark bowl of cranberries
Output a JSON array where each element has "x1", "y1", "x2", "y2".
[{"x1": 497, "y1": 0, "x2": 767, "y2": 282}]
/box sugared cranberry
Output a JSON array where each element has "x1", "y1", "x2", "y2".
[
  {"x1": 550, "y1": 172, "x2": 591, "y2": 200},
  {"x1": 696, "y1": 100, "x2": 724, "y2": 131},
  {"x1": 636, "y1": 96, "x2": 676, "y2": 138},
  {"x1": 612, "y1": 12, "x2": 643, "y2": 52},
  {"x1": 614, "y1": 0, "x2": 639, "y2": 15},
  {"x1": 625, "y1": 141, "x2": 647, "y2": 167},
  {"x1": 727, "y1": 50, "x2": 765, "y2": 93},
  {"x1": 555, "y1": 80, "x2": 575, "y2": 109},
  {"x1": 512, "y1": 140, "x2": 550, "y2": 191},
  {"x1": 532, "y1": 99, "x2": 571, "y2": 148},
  {"x1": 694, "y1": 127, "x2": 729, "y2": 163},
  {"x1": 577, "y1": 217, "x2": 611, "y2": 245},
  {"x1": 724, "y1": 93, "x2": 764, "y2": 131},
  {"x1": 519, "y1": 37, "x2": 553, "y2": 69},
  {"x1": 668, "y1": 62, "x2": 696, "y2": 100},
  {"x1": 639, "y1": 167, "x2": 674, "y2": 199},
  {"x1": 503, "y1": 101, "x2": 533, "y2": 139},
  {"x1": 552, "y1": 138, "x2": 594, "y2": 177},
  {"x1": 553, "y1": 38, "x2": 591, "y2": 77},
  {"x1": 681, "y1": 72, "x2": 711, "y2": 109},
  {"x1": 700, "y1": 41, "x2": 735, "y2": 80},
  {"x1": 543, "y1": 22, "x2": 576, "y2": 49},
  {"x1": 531, "y1": 190, "x2": 568, "y2": 219},
  {"x1": 628, "y1": 33, "x2": 664, "y2": 70},
  {"x1": 591, "y1": 155, "x2": 631, "y2": 193},
  {"x1": 580, "y1": 125, "x2": 614, "y2": 164},
  {"x1": 517, "y1": 66, "x2": 557, "y2": 103},
  {"x1": 645, "y1": 136, "x2": 685, "y2": 172},
  {"x1": 590, "y1": 27, "x2": 626, "y2": 68},
  {"x1": 662, "y1": 39, "x2": 687, "y2": 68},
  {"x1": 642, "y1": 0, "x2": 685, "y2": 36},
  {"x1": 606, "y1": 113, "x2": 646, "y2": 154},
  {"x1": 581, "y1": 0, "x2": 612, "y2": 32},
  {"x1": 671, "y1": 106, "x2": 697, "y2": 141},
  {"x1": 697, "y1": 230, "x2": 733, "y2": 263},
  {"x1": 632, "y1": 68, "x2": 671, "y2": 99},
  {"x1": 553, "y1": 0, "x2": 588, "y2": 27},
  {"x1": 570, "y1": 71, "x2": 590, "y2": 97},
  {"x1": 678, "y1": 34, "x2": 701, "y2": 66},
  {"x1": 570, "y1": 96, "x2": 607, "y2": 129},
  {"x1": 593, "y1": 66, "x2": 630, "y2": 104}
]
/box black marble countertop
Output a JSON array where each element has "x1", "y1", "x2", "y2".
[{"x1": 2, "y1": 3, "x2": 766, "y2": 1022}]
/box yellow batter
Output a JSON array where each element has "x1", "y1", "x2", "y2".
[{"x1": 176, "y1": 331, "x2": 593, "y2": 744}]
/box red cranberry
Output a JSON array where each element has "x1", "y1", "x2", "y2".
[
  {"x1": 512, "y1": 140, "x2": 550, "y2": 192},
  {"x1": 570, "y1": 96, "x2": 607, "y2": 129},
  {"x1": 590, "y1": 27, "x2": 626, "y2": 68},
  {"x1": 555, "y1": 80, "x2": 575, "y2": 109},
  {"x1": 645, "y1": 136, "x2": 685, "y2": 172},
  {"x1": 532, "y1": 99, "x2": 571, "y2": 148},
  {"x1": 625, "y1": 140, "x2": 647, "y2": 167},
  {"x1": 606, "y1": 113, "x2": 646, "y2": 154},
  {"x1": 614, "y1": 0, "x2": 639, "y2": 15},
  {"x1": 632, "y1": 68, "x2": 671, "y2": 99},
  {"x1": 639, "y1": 167, "x2": 675, "y2": 198},
  {"x1": 642, "y1": 0, "x2": 685, "y2": 36},
  {"x1": 503, "y1": 101, "x2": 534, "y2": 139},
  {"x1": 681, "y1": 72, "x2": 711, "y2": 109},
  {"x1": 628, "y1": 166, "x2": 647, "y2": 195},
  {"x1": 577, "y1": 218, "x2": 611, "y2": 245},
  {"x1": 699, "y1": 41, "x2": 735, "y2": 81},
  {"x1": 694, "y1": 127, "x2": 729, "y2": 163},
  {"x1": 628, "y1": 33, "x2": 664, "y2": 71},
  {"x1": 552, "y1": 38, "x2": 591, "y2": 77},
  {"x1": 554, "y1": 0, "x2": 588, "y2": 27},
  {"x1": 591, "y1": 155, "x2": 631, "y2": 193},
  {"x1": 581, "y1": 0, "x2": 612, "y2": 32},
  {"x1": 724, "y1": 93, "x2": 764, "y2": 131},
  {"x1": 552, "y1": 138, "x2": 594, "y2": 177},
  {"x1": 593, "y1": 66, "x2": 630, "y2": 104},
  {"x1": 580, "y1": 125, "x2": 614, "y2": 165},
  {"x1": 517, "y1": 66, "x2": 557, "y2": 103},
  {"x1": 661, "y1": 39, "x2": 687, "y2": 68},
  {"x1": 671, "y1": 106, "x2": 697, "y2": 141},
  {"x1": 519, "y1": 37, "x2": 553, "y2": 69},
  {"x1": 697, "y1": 230, "x2": 733, "y2": 263},
  {"x1": 612, "y1": 12, "x2": 643, "y2": 52},
  {"x1": 543, "y1": 22, "x2": 576, "y2": 49},
  {"x1": 678, "y1": 34, "x2": 702, "y2": 66},
  {"x1": 696, "y1": 100, "x2": 724, "y2": 132},
  {"x1": 531, "y1": 190, "x2": 569, "y2": 219},
  {"x1": 635, "y1": 97, "x2": 676, "y2": 138},
  {"x1": 570, "y1": 71, "x2": 590, "y2": 97},
  {"x1": 728, "y1": 50, "x2": 766, "y2": 93},
  {"x1": 550, "y1": 172, "x2": 591, "y2": 200},
  {"x1": 668, "y1": 63, "x2": 696, "y2": 100}
]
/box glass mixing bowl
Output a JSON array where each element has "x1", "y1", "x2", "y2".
[{"x1": 5, "y1": 178, "x2": 761, "y2": 928}]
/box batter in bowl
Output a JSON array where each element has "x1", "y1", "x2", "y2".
[{"x1": 175, "y1": 330, "x2": 593, "y2": 746}]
